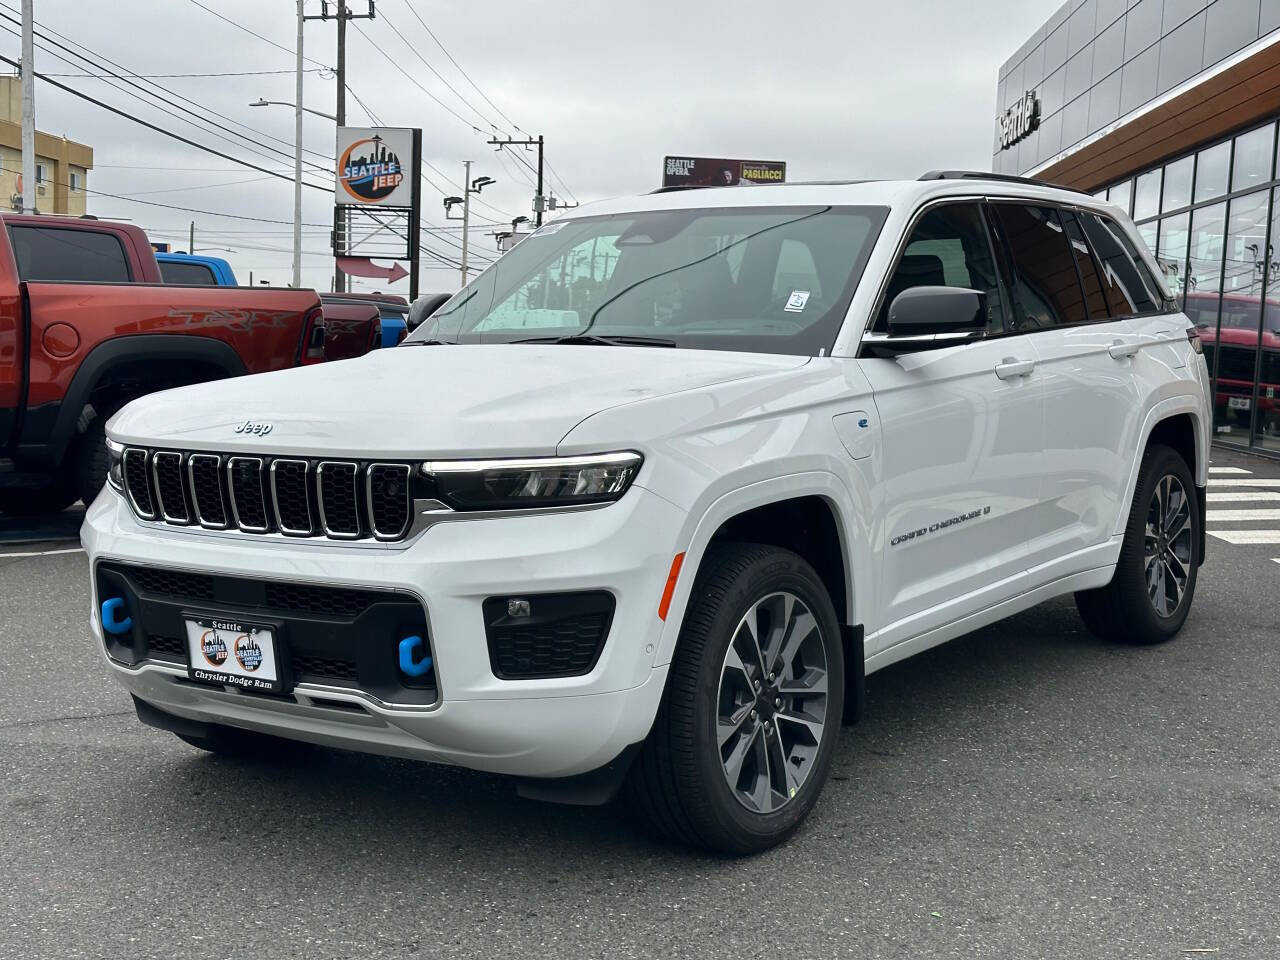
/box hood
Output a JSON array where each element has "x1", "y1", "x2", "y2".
[{"x1": 107, "y1": 344, "x2": 809, "y2": 458}]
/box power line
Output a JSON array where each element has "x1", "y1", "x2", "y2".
[
  {"x1": 349, "y1": 19, "x2": 484, "y2": 134},
  {"x1": 0, "y1": 6, "x2": 335, "y2": 174},
  {"x1": 0, "y1": 53, "x2": 334, "y2": 194},
  {"x1": 377, "y1": 7, "x2": 507, "y2": 136},
  {"x1": 398, "y1": 0, "x2": 525, "y2": 137},
  {"x1": 182, "y1": 0, "x2": 332, "y2": 70},
  {"x1": 39, "y1": 68, "x2": 329, "y2": 78}
]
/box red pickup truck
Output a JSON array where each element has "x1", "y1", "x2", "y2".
[{"x1": 0, "y1": 214, "x2": 324, "y2": 515}]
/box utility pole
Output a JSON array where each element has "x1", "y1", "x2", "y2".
[
  {"x1": 20, "y1": 0, "x2": 35, "y2": 215},
  {"x1": 189, "y1": 221, "x2": 194, "y2": 254},
  {"x1": 290, "y1": 0, "x2": 304, "y2": 288},
  {"x1": 306, "y1": 1, "x2": 375, "y2": 293},
  {"x1": 487, "y1": 135, "x2": 550, "y2": 226},
  {"x1": 460, "y1": 159, "x2": 471, "y2": 286}
]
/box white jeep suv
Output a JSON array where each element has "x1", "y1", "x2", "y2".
[{"x1": 84, "y1": 172, "x2": 1211, "y2": 854}]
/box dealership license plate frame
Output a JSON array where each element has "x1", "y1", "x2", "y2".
[
  {"x1": 183, "y1": 613, "x2": 286, "y2": 694},
  {"x1": 1228, "y1": 397, "x2": 1251, "y2": 411}
]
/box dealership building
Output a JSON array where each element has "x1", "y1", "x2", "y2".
[{"x1": 996, "y1": 0, "x2": 1280, "y2": 456}]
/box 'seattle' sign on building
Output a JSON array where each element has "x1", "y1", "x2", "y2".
[{"x1": 997, "y1": 91, "x2": 1041, "y2": 151}]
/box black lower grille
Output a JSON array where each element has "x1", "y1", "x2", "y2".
[
  {"x1": 294, "y1": 654, "x2": 359, "y2": 683},
  {"x1": 483, "y1": 592, "x2": 614, "y2": 680},
  {"x1": 129, "y1": 565, "x2": 216, "y2": 602},
  {"x1": 146, "y1": 634, "x2": 185, "y2": 660},
  {"x1": 95, "y1": 562, "x2": 435, "y2": 706}
]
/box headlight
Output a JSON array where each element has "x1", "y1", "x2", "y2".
[
  {"x1": 106, "y1": 437, "x2": 125, "y2": 491},
  {"x1": 421, "y1": 452, "x2": 642, "y2": 511}
]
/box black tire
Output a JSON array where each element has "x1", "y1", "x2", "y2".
[
  {"x1": 74, "y1": 416, "x2": 112, "y2": 508},
  {"x1": 1075, "y1": 443, "x2": 1200, "y2": 645},
  {"x1": 175, "y1": 724, "x2": 303, "y2": 760},
  {"x1": 0, "y1": 478, "x2": 78, "y2": 516},
  {"x1": 625, "y1": 542, "x2": 845, "y2": 855}
]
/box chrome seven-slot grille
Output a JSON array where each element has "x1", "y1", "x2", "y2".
[{"x1": 121, "y1": 447, "x2": 414, "y2": 542}]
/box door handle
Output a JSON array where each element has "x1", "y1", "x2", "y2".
[
  {"x1": 994, "y1": 357, "x2": 1035, "y2": 380},
  {"x1": 1108, "y1": 339, "x2": 1140, "y2": 360}
]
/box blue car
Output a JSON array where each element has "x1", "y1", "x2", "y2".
[{"x1": 156, "y1": 253, "x2": 238, "y2": 286}]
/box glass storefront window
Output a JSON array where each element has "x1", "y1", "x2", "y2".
[
  {"x1": 1257, "y1": 188, "x2": 1280, "y2": 453},
  {"x1": 1212, "y1": 192, "x2": 1270, "y2": 439},
  {"x1": 1195, "y1": 142, "x2": 1231, "y2": 204},
  {"x1": 1162, "y1": 155, "x2": 1194, "y2": 213},
  {"x1": 1156, "y1": 212, "x2": 1190, "y2": 303},
  {"x1": 1109, "y1": 179, "x2": 1132, "y2": 216},
  {"x1": 1232, "y1": 125, "x2": 1275, "y2": 193},
  {"x1": 1133, "y1": 169, "x2": 1161, "y2": 221},
  {"x1": 1136, "y1": 220, "x2": 1158, "y2": 255},
  {"x1": 1186, "y1": 202, "x2": 1227, "y2": 383}
]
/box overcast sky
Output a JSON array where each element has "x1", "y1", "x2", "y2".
[{"x1": 6, "y1": 0, "x2": 1057, "y2": 294}]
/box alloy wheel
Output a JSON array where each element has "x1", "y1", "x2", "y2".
[
  {"x1": 1144, "y1": 473, "x2": 1193, "y2": 618},
  {"x1": 716, "y1": 591, "x2": 830, "y2": 814}
]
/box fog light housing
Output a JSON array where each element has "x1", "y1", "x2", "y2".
[{"x1": 483, "y1": 591, "x2": 615, "y2": 679}]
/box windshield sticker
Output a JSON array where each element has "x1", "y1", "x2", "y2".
[{"x1": 784, "y1": 290, "x2": 810, "y2": 312}]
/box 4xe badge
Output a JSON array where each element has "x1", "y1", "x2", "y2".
[{"x1": 234, "y1": 420, "x2": 272, "y2": 436}]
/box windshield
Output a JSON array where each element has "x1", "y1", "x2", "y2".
[{"x1": 406, "y1": 204, "x2": 888, "y2": 355}]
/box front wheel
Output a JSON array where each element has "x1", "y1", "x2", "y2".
[
  {"x1": 1075, "y1": 444, "x2": 1200, "y2": 644},
  {"x1": 626, "y1": 543, "x2": 844, "y2": 854}
]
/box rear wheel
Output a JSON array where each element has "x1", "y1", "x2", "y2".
[
  {"x1": 74, "y1": 416, "x2": 111, "y2": 507},
  {"x1": 1075, "y1": 444, "x2": 1200, "y2": 644},
  {"x1": 626, "y1": 543, "x2": 844, "y2": 854}
]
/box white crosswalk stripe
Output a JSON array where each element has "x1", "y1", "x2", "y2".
[
  {"x1": 1205, "y1": 509, "x2": 1280, "y2": 521},
  {"x1": 1209, "y1": 531, "x2": 1280, "y2": 544},
  {"x1": 1204, "y1": 463, "x2": 1280, "y2": 554}
]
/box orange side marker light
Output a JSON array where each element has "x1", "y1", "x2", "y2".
[{"x1": 658, "y1": 552, "x2": 685, "y2": 621}]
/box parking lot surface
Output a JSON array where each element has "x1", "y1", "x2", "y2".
[{"x1": 2, "y1": 450, "x2": 1278, "y2": 960}]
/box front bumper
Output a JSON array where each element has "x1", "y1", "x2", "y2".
[{"x1": 82, "y1": 484, "x2": 685, "y2": 778}]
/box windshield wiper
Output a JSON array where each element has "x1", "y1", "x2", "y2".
[{"x1": 512, "y1": 333, "x2": 677, "y2": 347}]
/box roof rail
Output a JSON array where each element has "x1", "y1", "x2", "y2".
[{"x1": 918, "y1": 170, "x2": 1080, "y2": 192}]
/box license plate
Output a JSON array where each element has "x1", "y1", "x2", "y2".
[
  {"x1": 185, "y1": 617, "x2": 282, "y2": 693},
  {"x1": 1229, "y1": 397, "x2": 1251, "y2": 410}
]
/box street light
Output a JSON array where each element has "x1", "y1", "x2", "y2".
[{"x1": 249, "y1": 98, "x2": 338, "y2": 122}]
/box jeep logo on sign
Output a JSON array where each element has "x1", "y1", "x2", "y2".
[
  {"x1": 234, "y1": 420, "x2": 273, "y2": 436},
  {"x1": 998, "y1": 90, "x2": 1041, "y2": 151}
]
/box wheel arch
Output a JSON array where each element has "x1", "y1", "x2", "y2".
[
  {"x1": 654, "y1": 471, "x2": 867, "y2": 724},
  {"x1": 1114, "y1": 396, "x2": 1209, "y2": 563},
  {"x1": 23, "y1": 334, "x2": 248, "y2": 466}
]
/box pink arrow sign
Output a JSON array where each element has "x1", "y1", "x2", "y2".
[{"x1": 336, "y1": 257, "x2": 409, "y2": 284}]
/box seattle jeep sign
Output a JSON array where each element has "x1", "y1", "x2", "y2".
[{"x1": 998, "y1": 90, "x2": 1041, "y2": 151}]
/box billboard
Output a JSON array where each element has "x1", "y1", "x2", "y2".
[
  {"x1": 335, "y1": 126, "x2": 417, "y2": 207},
  {"x1": 662, "y1": 156, "x2": 786, "y2": 188}
]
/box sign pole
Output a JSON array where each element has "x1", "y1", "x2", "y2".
[
  {"x1": 292, "y1": 0, "x2": 304, "y2": 289},
  {"x1": 409, "y1": 128, "x2": 421, "y2": 301},
  {"x1": 20, "y1": 0, "x2": 35, "y2": 215}
]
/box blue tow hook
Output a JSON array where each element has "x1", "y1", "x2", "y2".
[
  {"x1": 101, "y1": 597, "x2": 132, "y2": 635},
  {"x1": 398, "y1": 635, "x2": 432, "y2": 677}
]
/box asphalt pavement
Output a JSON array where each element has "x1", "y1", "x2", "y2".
[{"x1": 2, "y1": 451, "x2": 1279, "y2": 959}]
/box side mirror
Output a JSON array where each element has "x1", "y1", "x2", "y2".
[{"x1": 888, "y1": 285, "x2": 986, "y2": 337}]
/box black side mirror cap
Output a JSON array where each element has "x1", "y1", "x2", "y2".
[{"x1": 887, "y1": 285, "x2": 986, "y2": 336}]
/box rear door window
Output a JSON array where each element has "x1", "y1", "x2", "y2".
[
  {"x1": 1061, "y1": 211, "x2": 1110, "y2": 320},
  {"x1": 991, "y1": 204, "x2": 1088, "y2": 330},
  {"x1": 1077, "y1": 212, "x2": 1164, "y2": 316},
  {"x1": 8, "y1": 226, "x2": 132, "y2": 282}
]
